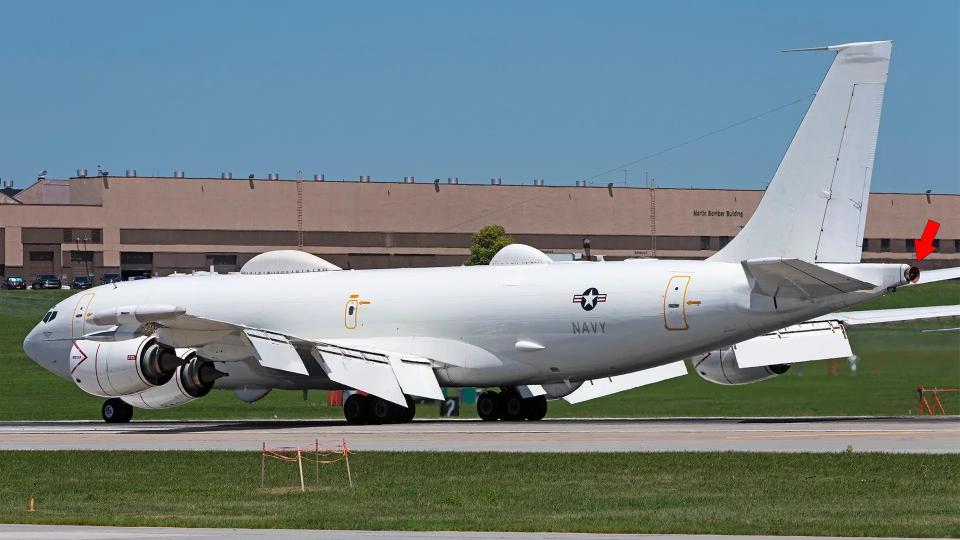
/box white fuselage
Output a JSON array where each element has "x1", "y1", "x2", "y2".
[{"x1": 26, "y1": 259, "x2": 899, "y2": 388}]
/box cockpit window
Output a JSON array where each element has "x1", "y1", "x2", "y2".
[{"x1": 42, "y1": 310, "x2": 57, "y2": 323}]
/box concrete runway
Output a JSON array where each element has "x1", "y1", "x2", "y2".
[
  {"x1": 0, "y1": 526, "x2": 950, "y2": 540},
  {"x1": 0, "y1": 417, "x2": 956, "y2": 453}
]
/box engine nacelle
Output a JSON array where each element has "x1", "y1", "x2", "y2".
[
  {"x1": 70, "y1": 337, "x2": 184, "y2": 397},
  {"x1": 692, "y1": 347, "x2": 790, "y2": 385},
  {"x1": 123, "y1": 353, "x2": 225, "y2": 410}
]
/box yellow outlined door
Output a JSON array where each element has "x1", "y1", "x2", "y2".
[
  {"x1": 663, "y1": 276, "x2": 690, "y2": 330},
  {"x1": 72, "y1": 293, "x2": 95, "y2": 338}
]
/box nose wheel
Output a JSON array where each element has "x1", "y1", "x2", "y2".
[
  {"x1": 477, "y1": 390, "x2": 548, "y2": 421},
  {"x1": 102, "y1": 398, "x2": 133, "y2": 423}
]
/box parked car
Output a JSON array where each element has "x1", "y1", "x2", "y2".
[
  {"x1": 129, "y1": 274, "x2": 151, "y2": 281},
  {"x1": 31, "y1": 274, "x2": 62, "y2": 290},
  {"x1": 2, "y1": 276, "x2": 26, "y2": 290},
  {"x1": 100, "y1": 273, "x2": 121, "y2": 285},
  {"x1": 71, "y1": 276, "x2": 93, "y2": 289}
]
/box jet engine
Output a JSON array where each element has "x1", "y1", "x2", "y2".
[
  {"x1": 692, "y1": 347, "x2": 790, "y2": 385},
  {"x1": 123, "y1": 351, "x2": 225, "y2": 409},
  {"x1": 70, "y1": 337, "x2": 184, "y2": 397}
]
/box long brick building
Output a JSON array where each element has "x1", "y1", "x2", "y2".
[{"x1": 1, "y1": 174, "x2": 957, "y2": 281}]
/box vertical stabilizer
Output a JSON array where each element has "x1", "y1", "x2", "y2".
[{"x1": 711, "y1": 41, "x2": 891, "y2": 263}]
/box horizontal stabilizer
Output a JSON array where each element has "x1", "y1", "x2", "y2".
[
  {"x1": 563, "y1": 361, "x2": 687, "y2": 404},
  {"x1": 244, "y1": 329, "x2": 309, "y2": 375},
  {"x1": 914, "y1": 267, "x2": 960, "y2": 285},
  {"x1": 733, "y1": 321, "x2": 851, "y2": 368},
  {"x1": 815, "y1": 305, "x2": 960, "y2": 326},
  {"x1": 743, "y1": 258, "x2": 875, "y2": 300},
  {"x1": 312, "y1": 344, "x2": 407, "y2": 406}
]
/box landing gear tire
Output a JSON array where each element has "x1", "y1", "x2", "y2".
[
  {"x1": 400, "y1": 396, "x2": 416, "y2": 423},
  {"x1": 369, "y1": 397, "x2": 396, "y2": 424},
  {"x1": 343, "y1": 394, "x2": 370, "y2": 425},
  {"x1": 102, "y1": 398, "x2": 133, "y2": 423},
  {"x1": 498, "y1": 390, "x2": 525, "y2": 421},
  {"x1": 477, "y1": 391, "x2": 500, "y2": 421},
  {"x1": 521, "y1": 395, "x2": 548, "y2": 421}
]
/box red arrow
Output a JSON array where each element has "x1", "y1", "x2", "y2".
[{"x1": 915, "y1": 219, "x2": 940, "y2": 261}]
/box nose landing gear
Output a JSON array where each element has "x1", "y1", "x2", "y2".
[
  {"x1": 477, "y1": 389, "x2": 548, "y2": 421},
  {"x1": 102, "y1": 398, "x2": 133, "y2": 423}
]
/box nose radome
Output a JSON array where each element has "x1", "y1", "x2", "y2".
[{"x1": 22, "y1": 326, "x2": 40, "y2": 364}]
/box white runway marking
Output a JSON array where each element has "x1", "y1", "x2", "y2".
[{"x1": 0, "y1": 417, "x2": 956, "y2": 453}]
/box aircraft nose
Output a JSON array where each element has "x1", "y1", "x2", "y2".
[{"x1": 23, "y1": 320, "x2": 72, "y2": 380}]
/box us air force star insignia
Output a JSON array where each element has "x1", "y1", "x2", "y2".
[{"x1": 572, "y1": 287, "x2": 607, "y2": 311}]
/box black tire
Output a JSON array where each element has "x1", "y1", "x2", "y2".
[
  {"x1": 400, "y1": 395, "x2": 416, "y2": 423},
  {"x1": 102, "y1": 398, "x2": 133, "y2": 423},
  {"x1": 477, "y1": 391, "x2": 500, "y2": 421},
  {"x1": 369, "y1": 397, "x2": 394, "y2": 424},
  {"x1": 521, "y1": 395, "x2": 548, "y2": 421},
  {"x1": 499, "y1": 390, "x2": 525, "y2": 421},
  {"x1": 343, "y1": 394, "x2": 369, "y2": 425}
]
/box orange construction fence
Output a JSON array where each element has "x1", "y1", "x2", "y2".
[
  {"x1": 260, "y1": 439, "x2": 353, "y2": 492},
  {"x1": 916, "y1": 385, "x2": 958, "y2": 416}
]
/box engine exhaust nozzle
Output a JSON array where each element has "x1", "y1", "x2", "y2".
[{"x1": 904, "y1": 266, "x2": 920, "y2": 284}]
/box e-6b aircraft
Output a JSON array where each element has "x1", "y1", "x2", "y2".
[{"x1": 23, "y1": 41, "x2": 960, "y2": 423}]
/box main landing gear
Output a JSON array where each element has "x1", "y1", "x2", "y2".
[
  {"x1": 477, "y1": 389, "x2": 547, "y2": 421},
  {"x1": 102, "y1": 398, "x2": 134, "y2": 423},
  {"x1": 343, "y1": 393, "x2": 416, "y2": 425}
]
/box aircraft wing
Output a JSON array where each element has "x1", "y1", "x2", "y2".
[
  {"x1": 742, "y1": 258, "x2": 875, "y2": 300},
  {"x1": 86, "y1": 307, "x2": 445, "y2": 405},
  {"x1": 560, "y1": 361, "x2": 688, "y2": 404},
  {"x1": 813, "y1": 305, "x2": 960, "y2": 326}
]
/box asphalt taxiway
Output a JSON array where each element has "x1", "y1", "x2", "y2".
[{"x1": 0, "y1": 417, "x2": 956, "y2": 453}]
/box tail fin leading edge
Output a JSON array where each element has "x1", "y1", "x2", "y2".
[{"x1": 711, "y1": 41, "x2": 892, "y2": 264}]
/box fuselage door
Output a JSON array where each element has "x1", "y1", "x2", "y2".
[
  {"x1": 71, "y1": 293, "x2": 95, "y2": 338},
  {"x1": 663, "y1": 276, "x2": 690, "y2": 331}
]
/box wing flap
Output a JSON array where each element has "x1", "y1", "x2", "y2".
[
  {"x1": 733, "y1": 320, "x2": 852, "y2": 368},
  {"x1": 311, "y1": 345, "x2": 407, "y2": 406},
  {"x1": 563, "y1": 361, "x2": 687, "y2": 404},
  {"x1": 388, "y1": 356, "x2": 445, "y2": 401},
  {"x1": 243, "y1": 329, "x2": 309, "y2": 375},
  {"x1": 743, "y1": 258, "x2": 875, "y2": 300}
]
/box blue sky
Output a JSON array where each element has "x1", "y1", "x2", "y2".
[{"x1": 1, "y1": 1, "x2": 957, "y2": 193}]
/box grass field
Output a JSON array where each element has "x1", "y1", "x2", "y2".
[
  {"x1": 0, "y1": 283, "x2": 957, "y2": 421},
  {"x1": 0, "y1": 450, "x2": 957, "y2": 536}
]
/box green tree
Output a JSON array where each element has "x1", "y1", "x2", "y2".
[{"x1": 465, "y1": 225, "x2": 514, "y2": 265}]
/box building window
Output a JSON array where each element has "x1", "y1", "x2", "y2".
[
  {"x1": 63, "y1": 228, "x2": 73, "y2": 242},
  {"x1": 91, "y1": 229, "x2": 101, "y2": 243},
  {"x1": 207, "y1": 254, "x2": 237, "y2": 266},
  {"x1": 719, "y1": 236, "x2": 731, "y2": 248},
  {"x1": 700, "y1": 236, "x2": 711, "y2": 251},
  {"x1": 906, "y1": 239, "x2": 915, "y2": 252},
  {"x1": 120, "y1": 252, "x2": 153, "y2": 265},
  {"x1": 880, "y1": 239, "x2": 890, "y2": 252},
  {"x1": 955, "y1": 239, "x2": 960, "y2": 253},
  {"x1": 932, "y1": 239, "x2": 940, "y2": 251},
  {"x1": 29, "y1": 251, "x2": 54, "y2": 262},
  {"x1": 861, "y1": 238, "x2": 869, "y2": 251},
  {"x1": 71, "y1": 251, "x2": 94, "y2": 262}
]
